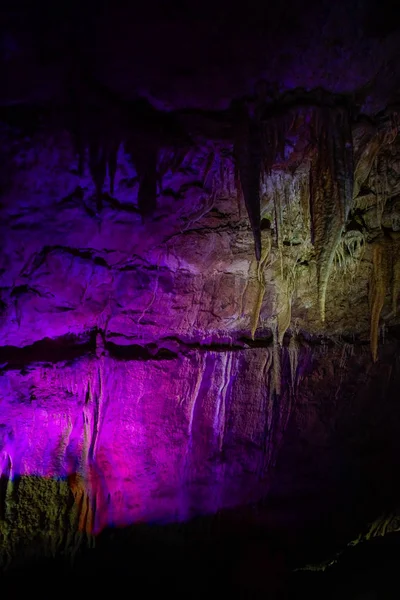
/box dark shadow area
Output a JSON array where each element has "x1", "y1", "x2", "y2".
[
  {"x1": 0, "y1": 332, "x2": 96, "y2": 369},
  {"x1": 1, "y1": 514, "x2": 400, "y2": 598}
]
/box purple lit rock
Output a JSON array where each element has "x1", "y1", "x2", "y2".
[{"x1": 0, "y1": 116, "x2": 399, "y2": 551}]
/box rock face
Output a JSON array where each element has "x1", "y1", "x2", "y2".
[
  {"x1": 1, "y1": 1, "x2": 400, "y2": 572},
  {"x1": 1, "y1": 107, "x2": 400, "y2": 567}
]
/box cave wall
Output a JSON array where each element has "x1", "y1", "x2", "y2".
[
  {"x1": 2, "y1": 0, "x2": 400, "y2": 563},
  {"x1": 1, "y1": 112, "x2": 400, "y2": 568}
]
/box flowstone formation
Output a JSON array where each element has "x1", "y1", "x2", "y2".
[{"x1": 1, "y1": 77, "x2": 400, "y2": 570}]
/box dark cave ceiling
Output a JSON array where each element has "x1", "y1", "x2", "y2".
[{"x1": 1, "y1": 0, "x2": 400, "y2": 111}]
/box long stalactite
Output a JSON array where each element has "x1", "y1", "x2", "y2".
[
  {"x1": 232, "y1": 100, "x2": 262, "y2": 261},
  {"x1": 309, "y1": 105, "x2": 354, "y2": 322}
]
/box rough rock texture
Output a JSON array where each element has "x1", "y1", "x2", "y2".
[{"x1": 1, "y1": 108, "x2": 400, "y2": 569}]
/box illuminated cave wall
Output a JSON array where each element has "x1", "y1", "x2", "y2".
[{"x1": 1, "y1": 85, "x2": 400, "y2": 565}]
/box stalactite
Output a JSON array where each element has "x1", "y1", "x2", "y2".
[
  {"x1": 309, "y1": 106, "x2": 354, "y2": 322},
  {"x1": 260, "y1": 97, "x2": 355, "y2": 324},
  {"x1": 261, "y1": 116, "x2": 292, "y2": 280},
  {"x1": 332, "y1": 108, "x2": 354, "y2": 220},
  {"x1": 88, "y1": 139, "x2": 107, "y2": 210},
  {"x1": 127, "y1": 108, "x2": 190, "y2": 215},
  {"x1": 67, "y1": 70, "x2": 194, "y2": 214},
  {"x1": 369, "y1": 242, "x2": 389, "y2": 362},
  {"x1": 108, "y1": 143, "x2": 119, "y2": 196},
  {"x1": 67, "y1": 68, "x2": 123, "y2": 206},
  {"x1": 232, "y1": 101, "x2": 262, "y2": 261},
  {"x1": 127, "y1": 139, "x2": 159, "y2": 215},
  {"x1": 74, "y1": 122, "x2": 122, "y2": 207}
]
